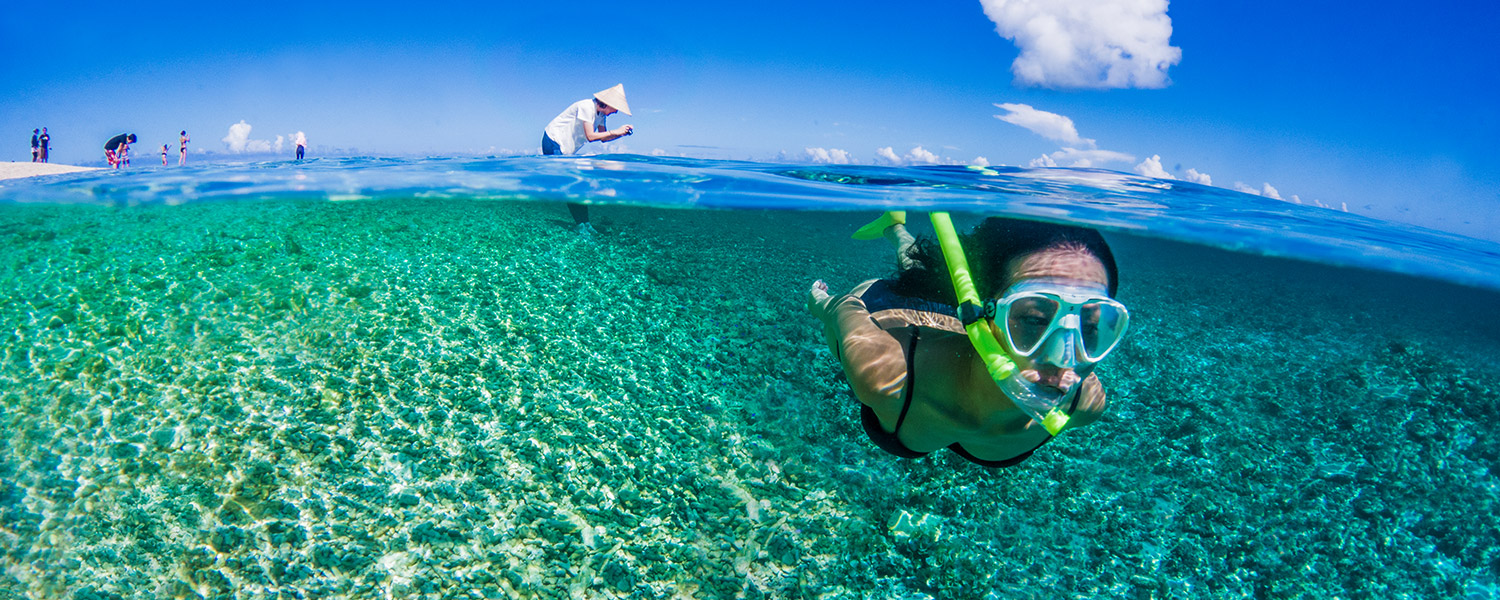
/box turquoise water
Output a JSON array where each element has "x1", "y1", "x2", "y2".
[{"x1": 1, "y1": 156, "x2": 1498, "y2": 599}]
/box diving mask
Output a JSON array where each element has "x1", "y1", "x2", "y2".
[{"x1": 987, "y1": 280, "x2": 1129, "y2": 368}]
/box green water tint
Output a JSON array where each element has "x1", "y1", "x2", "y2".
[{"x1": 1, "y1": 198, "x2": 1498, "y2": 599}]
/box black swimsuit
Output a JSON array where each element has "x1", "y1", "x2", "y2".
[{"x1": 857, "y1": 324, "x2": 1080, "y2": 468}]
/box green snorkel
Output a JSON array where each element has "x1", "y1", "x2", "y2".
[{"x1": 929, "y1": 212, "x2": 1072, "y2": 435}]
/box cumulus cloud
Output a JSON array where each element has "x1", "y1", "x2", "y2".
[
  {"x1": 222, "y1": 121, "x2": 252, "y2": 153},
  {"x1": 905, "y1": 146, "x2": 941, "y2": 165},
  {"x1": 1234, "y1": 182, "x2": 1284, "y2": 200},
  {"x1": 993, "y1": 103, "x2": 1134, "y2": 169},
  {"x1": 1029, "y1": 154, "x2": 1057, "y2": 168},
  {"x1": 221, "y1": 120, "x2": 276, "y2": 153},
  {"x1": 1184, "y1": 168, "x2": 1211, "y2": 185},
  {"x1": 1036, "y1": 147, "x2": 1134, "y2": 168},
  {"x1": 1231, "y1": 184, "x2": 1344, "y2": 211},
  {"x1": 979, "y1": 0, "x2": 1182, "y2": 89},
  {"x1": 1134, "y1": 154, "x2": 1172, "y2": 179},
  {"x1": 804, "y1": 147, "x2": 854, "y2": 164},
  {"x1": 867, "y1": 146, "x2": 976, "y2": 166},
  {"x1": 994, "y1": 103, "x2": 1093, "y2": 147},
  {"x1": 1260, "y1": 182, "x2": 1282, "y2": 200},
  {"x1": 1134, "y1": 154, "x2": 1217, "y2": 185}
]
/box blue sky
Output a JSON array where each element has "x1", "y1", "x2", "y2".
[{"x1": 2, "y1": 1, "x2": 1497, "y2": 241}]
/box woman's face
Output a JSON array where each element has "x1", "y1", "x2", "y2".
[{"x1": 995, "y1": 247, "x2": 1109, "y2": 391}]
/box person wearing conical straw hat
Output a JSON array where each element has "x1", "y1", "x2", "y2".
[{"x1": 542, "y1": 84, "x2": 634, "y2": 233}]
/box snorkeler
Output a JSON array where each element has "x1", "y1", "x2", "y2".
[
  {"x1": 541, "y1": 84, "x2": 634, "y2": 233},
  {"x1": 808, "y1": 213, "x2": 1129, "y2": 467}
]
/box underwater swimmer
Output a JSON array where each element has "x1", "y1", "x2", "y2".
[{"x1": 807, "y1": 216, "x2": 1128, "y2": 467}]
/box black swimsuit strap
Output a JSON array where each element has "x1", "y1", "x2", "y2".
[{"x1": 892, "y1": 325, "x2": 920, "y2": 435}]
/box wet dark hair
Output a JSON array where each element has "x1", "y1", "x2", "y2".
[
  {"x1": 127, "y1": 134, "x2": 137, "y2": 142},
  {"x1": 889, "y1": 217, "x2": 1119, "y2": 303},
  {"x1": 181, "y1": 130, "x2": 187, "y2": 135}
]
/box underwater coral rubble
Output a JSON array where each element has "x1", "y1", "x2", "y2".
[
  {"x1": 0, "y1": 201, "x2": 882, "y2": 598},
  {"x1": 1, "y1": 200, "x2": 1498, "y2": 599}
]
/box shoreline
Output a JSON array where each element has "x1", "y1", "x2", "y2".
[{"x1": 0, "y1": 161, "x2": 101, "y2": 181}]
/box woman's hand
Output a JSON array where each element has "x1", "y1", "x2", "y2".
[
  {"x1": 1066, "y1": 373, "x2": 1108, "y2": 430},
  {"x1": 806, "y1": 280, "x2": 835, "y2": 319},
  {"x1": 1017, "y1": 369, "x2": 1106, "y2": 431}
]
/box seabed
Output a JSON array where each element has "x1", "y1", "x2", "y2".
[{"x1": 1, "y1": 198, "x2": 1497, "y2": 599}]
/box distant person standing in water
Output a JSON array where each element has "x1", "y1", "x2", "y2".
[
  {"x1": 104, "y1": 133, "x2": 136, "y2": 169},
  {"x1": 31, "y1": 129, "x2": 39, "y2": 162},
  {"x1": 38, "y1": 128, "x2": 49, "y2": 163},
  {"x1": 542, "y1": 84, "x2": 634, "y2": 233},
  {"x1": 179, "y1": 131, "x2": 189, "y2": 165},
  {"x1": 295, "y1": 131, "x2": 306, "y2": 160},
  {"x1": 161, "y1": 144, "x2": 169, "y2": 166}
]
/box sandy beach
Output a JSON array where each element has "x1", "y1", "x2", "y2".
[{"x1": 0, "y1": 161, "x2": 100, "y2": 181}]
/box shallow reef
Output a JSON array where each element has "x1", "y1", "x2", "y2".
[{"x1": 0, "y1": 198, "x2": 1497, "y2": 599}]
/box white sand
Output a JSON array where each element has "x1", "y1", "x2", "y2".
[{"x1": 0, "y1": 161, "x2": 101, "y2": 181}]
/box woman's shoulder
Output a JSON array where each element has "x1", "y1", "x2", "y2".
[{"x1": 858, "y1": 279, "x2": 964, "y2": 333}]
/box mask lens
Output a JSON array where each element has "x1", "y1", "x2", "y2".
[
  {"x1": 1079, "y1": 301, "x2": 1127, "y2": 360},
  {"x1": 1004, "y1": 296, "x2": 1060, "y2": 355}
]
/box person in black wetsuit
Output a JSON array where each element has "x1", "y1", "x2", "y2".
[
  {"x1": 807, "y1": 216, "x2": 1127, "y2": 468},
  {"x1": 104, "y1": 133, "x2": 136, "y2": 169}
]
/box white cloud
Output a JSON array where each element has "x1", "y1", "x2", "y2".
[
  {"x1": 273, "y1": 135, "x2": 284, "y2": 154},
  {"x1": 222, "y1": 120, "x2": 253, "y2": 153},
  {"x1": 1134, "y1": 154, "x2": 1172, "y2": 179},
  {"x1": 804, "y1": 147, "x2": 854, "y2": 164},
  {"x1": 221, "y1": 120, "x2": 278, "y2": 153},
  {"x1": 1040, "y1": 147, "x2": 1134, "y2": 168},
  {"x1": 979, "y1": 0, "x2": 1181, "y2": 89},
  {"x1": 1184, "y1": 168, "x2": 1211, "y2": 185},
  {"x1": 866, "y1": 146, "x2": 974, "y2": 166},
  {"x1": 992, "y1": 103, "x2": 1136, "y2": 169},
  {"x1": 994, "y1": 103, "x2": 1093, "y2": 147},
  {"x1": 1234, "y1": 181, "x2": 1285, "y2": 201},
  {"x1": 905, "y1": 146, "x2": 941, "y2": 165}
]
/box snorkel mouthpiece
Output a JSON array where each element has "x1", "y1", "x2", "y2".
[
  {"x1": 930, "y1": 213, "x2": 1070, "y2": 435},
  {"x1": 999, "y1": 376, "x2": 1071, "y2": 435}
]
